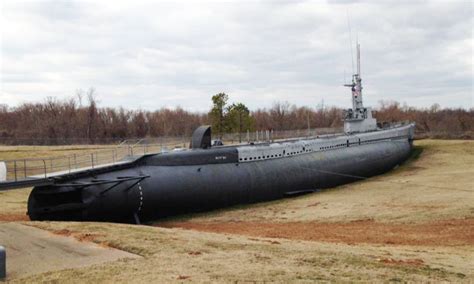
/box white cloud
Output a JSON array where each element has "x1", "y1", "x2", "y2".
[{"x1": 0, "y1": 0, "x2": 472, "y2": 111}]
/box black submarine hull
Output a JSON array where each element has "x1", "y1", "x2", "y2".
[{"x1": 27, "y1": 138, "x2": 411, "y2": 222}]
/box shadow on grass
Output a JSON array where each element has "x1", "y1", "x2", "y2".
[
  {"x1": 388, "y1": 145, "x2": 425, "y2": 175},
  {"x1": 408, "y1": 145, "x2": 424, "y2": 162}
]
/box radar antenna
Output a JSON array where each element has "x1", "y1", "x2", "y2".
[
  {"x1": 342, "y1": 43, "x2": 377, "y2": 134},
  {"x1": 344, "y1": 43, "x2": 363, "y2": 112}
]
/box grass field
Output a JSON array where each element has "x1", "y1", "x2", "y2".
[
  {"x1": 0, "y1": 145, "x2": 117, "y2": 161},
  {"x1": 0, "y1": 139, "x2": 473, "y2": 282}
]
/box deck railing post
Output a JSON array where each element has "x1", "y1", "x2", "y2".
[
  {"x1": 13, "y1": 161, "x2": 17, "y2": 181},
  {"x1": 42, "y1": 160, "x2": 47, "y2": 178}
]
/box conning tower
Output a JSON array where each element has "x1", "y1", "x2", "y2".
[{"x1": 343, "y1": 43, "x2": 377, "y2": 133}]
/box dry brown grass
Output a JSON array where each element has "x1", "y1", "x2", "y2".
[
  {"x1": 1, "y1": 139, "x2": 473, "y2": 282},
  {"x1": 0, "y1": 145, "x2": 117, "y2": 161},
  {"x1": 19, "y1": 221, "x2": 472, "y2": 283},
  {"x1": 0, "y1": 188, "x2": 30, "y2": 217}
]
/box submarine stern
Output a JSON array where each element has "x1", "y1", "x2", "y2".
[{"x1": 27, "y1": 172, "x2": 149, "y2": 222}]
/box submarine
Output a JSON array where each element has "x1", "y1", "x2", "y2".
[{"x1": 2, "y1": 44, "x2": 415, "y2": 223}]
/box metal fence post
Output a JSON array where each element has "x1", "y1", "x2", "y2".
[
  {"x1": 42, "y1": 160, "x2": 47, "y2": 178},
  {"x1": 13, "y1": 161, "x2": 17, "y2": 182},
  {"x1": 0, "y1": 245, "x2": 5, "y2": 280},
  {"x1": 23, "y1": 160, "x2": 27, "y2": 179}
]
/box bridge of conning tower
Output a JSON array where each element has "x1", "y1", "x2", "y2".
[{"x1": 343, "y1": 43, "x2": 377, "y2": 134}]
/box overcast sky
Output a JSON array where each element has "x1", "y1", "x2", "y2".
[{"x1": 0, "y1": 0, "x2": 472, "y2": 112}]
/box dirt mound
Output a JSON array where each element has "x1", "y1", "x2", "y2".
[
  {"x1": 158, "y1": 218, "x2": 474, "y2": 246},
  {"x1": 0, "y1": 213, "x2": 29, "y2": 221},
  {"x1": 53, "y1": 229, "x2": 108, "y2": 246}
]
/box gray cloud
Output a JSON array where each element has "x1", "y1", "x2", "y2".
[{"x1": 1, "y1": 0, "x2": 472, "y2": 111}]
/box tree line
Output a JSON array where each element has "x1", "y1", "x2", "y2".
[{"x1": 0, "y1": 90, "x2": 472, "y2": 144}]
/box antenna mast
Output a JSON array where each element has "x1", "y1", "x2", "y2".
[
  {"x1": 344, "y1": 43, "x2": 363, "y2": 111},
  {"x1": 342, "y1": 43, "x2": 377, "y2": 134},
  {"x1": 357, "y1": 42, "x2": 361, "y2": 77},
  {"x1": 347, "y1": 12, "x2": 355, "y2": 74}
]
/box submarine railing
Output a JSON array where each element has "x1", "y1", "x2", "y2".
[
  {"x1": 0, "y1": 127, "x2": 344, "y2": 187},
  {"x1": 219, "y1": 127, "x2": 343, "y2": 144},
  {"x1": 0, "y1": 138, "x2": 193, "y2": 186}
]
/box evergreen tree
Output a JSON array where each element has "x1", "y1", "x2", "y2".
[
  {"x1": 227, "y1": 103, "x2": 253, "y2": 142},
  {"x1": 209, "y1": 93, "x2": 228, "y2": 138}
]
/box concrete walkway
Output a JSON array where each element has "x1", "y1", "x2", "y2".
[{"x1": 0, "y1": 223, "x2": 140, "y2": 280}]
